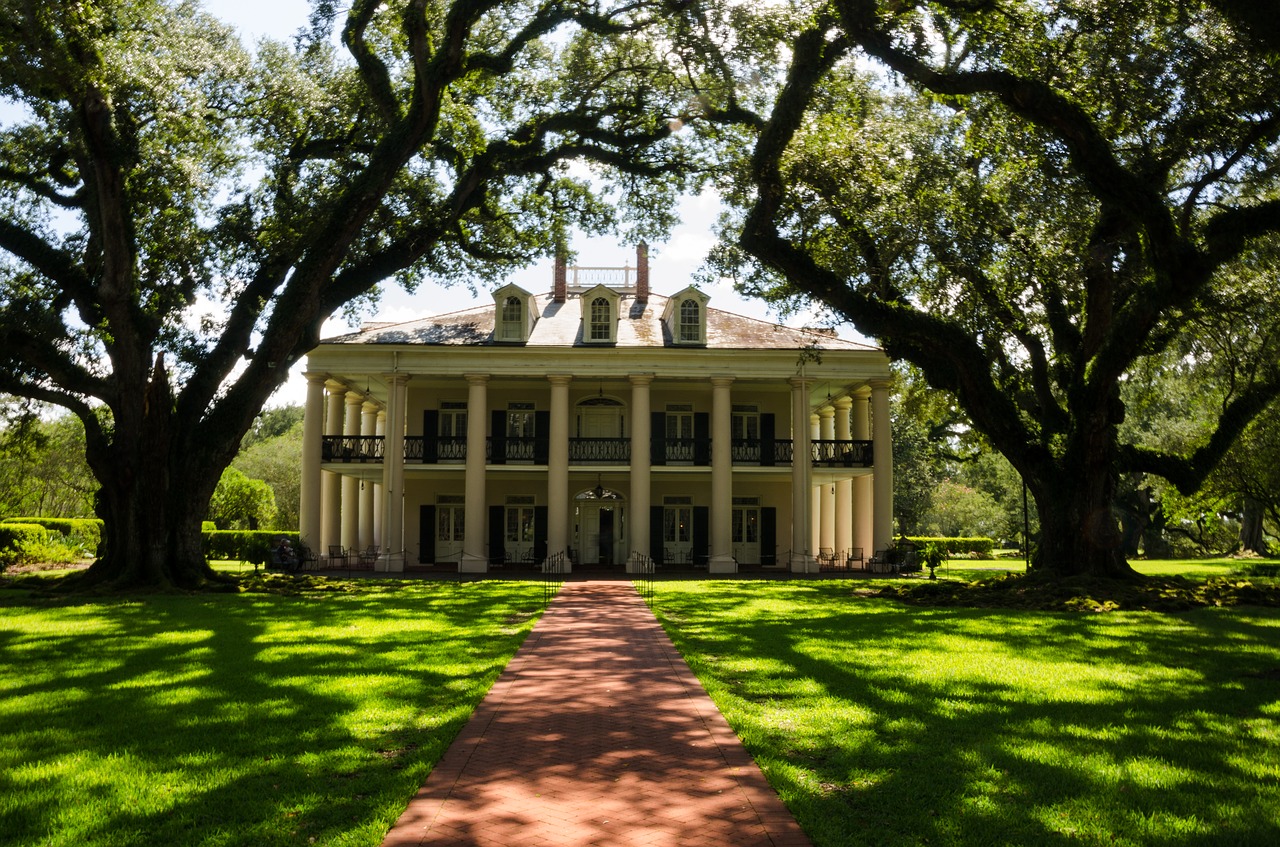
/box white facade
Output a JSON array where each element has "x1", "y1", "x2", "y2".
[{"x1": 300, "y1": 248, "x2": 894, "y2": 574}]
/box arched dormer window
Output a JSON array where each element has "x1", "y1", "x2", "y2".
[
  {"x1": 679, "y1": 299, "x2": 700, "y2": 343},
  {"x1": 500, "y1": 296, "x2": 523, "y2": 340},
  {"x1": 491, "y1": 283, "x2": 538, "y2": 343},
  {"x1": 580, "y1": 283, "x2": 620, "y2": 344},
  {"x1": 663, "y1": 285, "x2": 709, "y2": 346}
]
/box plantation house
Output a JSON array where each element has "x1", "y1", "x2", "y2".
[{"x1": 299, "y1": 246, "x2": 894, "y2": 573}]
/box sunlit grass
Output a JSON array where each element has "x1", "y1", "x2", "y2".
[
  {"x1": 653, "y1": 581, "x2": 1280, "y2": 847},
  {"x1": 0, "y1": 578, "x2": 545, "y2": 847}
]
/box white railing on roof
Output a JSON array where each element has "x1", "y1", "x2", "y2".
[{"x1": 568, "y1": 265, "x2": 634, "y2": 291}]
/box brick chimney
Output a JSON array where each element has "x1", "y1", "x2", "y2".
[
  {"x1": 635, "y1": 241, "x2": 649, "y2": 303},
  {"x1": 553, "y1": 246, "x2": 567, "y2": 303}
]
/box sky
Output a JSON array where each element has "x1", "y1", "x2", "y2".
[{"x1": 201, "y1": 1, "x2": 852, "y2": 405}]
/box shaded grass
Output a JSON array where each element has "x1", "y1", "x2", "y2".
[
  {"x1": 0, "y1": 577, "x2": 545, "y2": 847},
  {"x1": 652, "y1": 581, "x2": 1280, "y2": 847}
]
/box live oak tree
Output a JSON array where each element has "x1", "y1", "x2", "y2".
[
  {"x1": 0, "y1": 0, "x2": 694, "y2": 588},
  {"x1": 687, "y1": 0, "x2": 1280, "y2": 577}
]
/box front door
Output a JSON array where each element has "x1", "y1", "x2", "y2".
[
  {"x1": 505, "y1": 504, "x2": 535, "y2": 564},
  {"x1": 732, "y1": 503, "x2": 761, "y2": 565},
  {"x1": 576, "y1": 501, "x2": 625, "y2": 566},
  {"x1": 436, "y1": 503, "x2": 464, "y2": 563},
  {"x1": 663, "y1": 502, "x2": 693, "y2": 564}
]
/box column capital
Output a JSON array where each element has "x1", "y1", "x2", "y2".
[
  {"x1": 383, "y1": 372, "x2": 410, "y2": 387},
  {"x1": 818, "y1": 405, "x2": 836, "y2": 419},
  {"x1": 868, "y1": 378, "x2": 894, "y2": 391},
  {"x1": 710, "y1": 375, "x2": 735, "y2": 387},
  {"x1": 464, "y1": 373, "x2": 490, "y2": 386},
  {"x1": 345, "y1": 391, "x2": 365, "y2": 407},
  {"x1": 547, "y1": 373, "x2": 574, "y2": 386},
  {"x1": 304, "y1": 371, "x2": 329, "y2": 386},
  {"x1": 325, "y1": 378, "x2": 348, "y2": 393},
  {"x1": 789, "y1": 375, "x2": 814, "y2": 389},
  {"x1": 833, "y1": 395, "x2": 854, "y2": 411},
  {"x1": 628, "y1": 373, "x2": 655, "y2": 386},
  {"x1": 362, "y1": 399, "x2": 380, "y2": 414}
]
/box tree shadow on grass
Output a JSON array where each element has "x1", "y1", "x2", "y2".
[
  {"x1": 655, "y1": 581, "x2": 1280, "y2": 847},
  {"x1": 0, "y1": 581, "x2": 545, "y2": 847}
]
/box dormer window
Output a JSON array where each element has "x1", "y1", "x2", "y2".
[
  {"x1": 491, "y1": 283, "x2": 538, "y2": 343},
  {"x1": 580, "y1": 283, "x2": 620, "y2": 344},
  {"x1": 663, "y1": 285, "x2": 709, "y2": 346},
  {"x1": 679, "y1": 299, "x2": 700, "y2": 343}
]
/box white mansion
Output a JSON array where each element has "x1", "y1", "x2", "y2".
[{"x1": 298, "y1": 246, "x2": 894, "y2": 573}]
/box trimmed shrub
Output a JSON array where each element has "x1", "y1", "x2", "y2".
[
  {"x1": 905, "y1": 536, "x2": 995, "y2": 557},
  {"x1": 202, "y1": 530, "x2": 300, "y2": 566},
  {"x1": 0, "y1": 523, "x2": 50, "y2": 570},
  {"x1": 1, "y1": 517, "x2": 102, "y2": 553}
]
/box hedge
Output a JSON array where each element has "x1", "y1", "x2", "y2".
[
  {"x1": 1, "y1": 517, "x2": 102, "y2": 552},
  {"x1": 0, "y1": 523, "x2": 51, "y2": 570},
  {"x1": 904, "y1": 536, "x2": 995, "y2": 557},
  {"x1": 203, "y1": 530, "x2": 300, "y2": 565}
]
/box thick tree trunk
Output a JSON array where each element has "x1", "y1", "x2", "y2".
[
  {"x1": 1025, "y1": 422, "x2": 1140, "y2": 579},
  {"x1": 1240, "y1": 497, "x2": 1270, "y2": 556},
  {"x1": 77, "y1": 358, "x2": 226, "y2": 590}
]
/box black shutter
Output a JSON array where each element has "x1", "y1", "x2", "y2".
[
  {"x1": 650, "y1": 506, "x2": 664, "y2": 564},
  {"x1": 490, "y1": 410, "x2": 506, "y2": 464},
  {"x1": 761, "y1": 507, "x2": 777, "y2": 566},
  {"x1": 760, "y1": 413, "x2": 776, "y2": 467},
  {"x1": 422, "y1": 410, "x2": 439, "y2": 463},
  {"x1": 651, "y1": 412, "x2": 666, "y2": 465},
  {"x1": 534, "y1": 410, "x2": 550, "y2": 464},
  {"x1": 534, "y1": 506, "x2": 548, "y2": 561},
  {"x1": 693, "y1": 506, "x2": 709, "y2": 566},
  {"x1": 419, "y1": 505, "x2": 435, "y2": 564},
  {"x1": 488, "y1": 505, "x2": 504, "y2": 564},
  {"x1": 694, "y1": 413, "x2": 711, "y2": 466}
]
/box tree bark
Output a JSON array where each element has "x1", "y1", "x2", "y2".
[{"x1": 1240, "y1": 497, "x2": 1270, "y2": 556}]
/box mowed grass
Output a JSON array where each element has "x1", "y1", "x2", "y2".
[
  {"x1": 651, "y1": 581, "x2": 1280, "y2": 847},
  {"x1": 0, "y1": 577, "x2": 546, "y2": 847}
]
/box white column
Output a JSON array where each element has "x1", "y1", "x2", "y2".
[
  {"x1": 709, "y1": 376, "x2": 736, "y2": 573},
  {"x1": 834, "y1": 396, "x2": 854, "y2": 557},
  {"x1": 377, "y1": 374, "x2": 407, "y2": 571},
  {"x1": 547, "y1": 374, "x2": 572, "y2": 569},
  {"x1": 852, "y1": 391, "x2": 873, "y2": 556},
  {"x1": 341, "y1": 391, "x2": 363, "y2": 551},
  {"x1": 299, "y1": 373, "x2": 326, "y2": 551},
  {"x1": 811, "y1": 413, "x2": 821, "y2": 557},
  {"x1": 374, "y1": 410, "x2": 386, "y2": 549},
  {"x1": 322, "y1": 380, "x2": 347, "y2": 558},
  {"x1": 819, "y1": 405, "x2": 836, "y2": 555},
  {"x1": 461, "y1": 374, "x2": 489, "y2": 572},
  {"x1": 871, "y1": 380, "x2": 894, "y2": 553},
  {"x1": 359, "y1": 400, "x2": 378, "y2": 551},
  {"x1": 789, "y1": 377, "x2": 813, "y2": 572},
  {"x1": 628, "y1": 374, "x2": 654, "y2": 572}
]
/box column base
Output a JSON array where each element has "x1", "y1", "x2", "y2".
[
  {"x1": 459, "y1": 553, "x2": 489, "y2": 574},
  {"x1": 708, "y1": 554, "x2": 738, "y2": 574},
  {"x1": 375, "y1": 553, "x2": 405, "y2": 573},
  {"x1": 790, "y1": 553, "x2": 816, "y2": 573}
]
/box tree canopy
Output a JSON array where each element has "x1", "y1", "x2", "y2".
[
  {"x1": 691, "y1": 0, "x2": 1280, "y2": 576},
  {"x1": 0, "y1": 0, "x2": 696, "y2": 587}
]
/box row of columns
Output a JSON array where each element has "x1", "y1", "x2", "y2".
[{"x1": 300, "y1": 372, "x2": 893, "y2": 573}]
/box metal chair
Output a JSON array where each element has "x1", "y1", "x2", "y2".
[
  {"x1": 327, "y1": 545, "x2": 350, "y2": 568},
  {"x1": 358, "y1": 546, "x2": 379, "y2": 569}
]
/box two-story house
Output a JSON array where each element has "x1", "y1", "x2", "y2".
[{"x1": 298, "y1": 245, "x2": 894, "y2": 573}]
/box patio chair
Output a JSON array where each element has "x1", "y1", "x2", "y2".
[
  {"x1": 847, "y1": 547, "x2": 866, "y2": 570},
  {"x1": 817, "y1": 547, "x2": 837, "y2": 571},
  {"x1": 358, "y1": 546, "x2": 379, "y2": 569},
  {"x1": 327, "y1": 545, "x2": 351, "y2": 568}
]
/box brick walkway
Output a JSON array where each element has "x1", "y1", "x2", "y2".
[{"x1": 382, "y1": 580, "x2": 812, "y2": 847}]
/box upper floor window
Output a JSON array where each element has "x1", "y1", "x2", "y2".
[
  {"x1": 500, "y1": 296, "x2": 523, "y2": 341},
  {"x1": 679, "y1": 299, "x2": 701, "y2": 342},
  {"x1": 589, "y1": 297, "x2": 611, "y2": 341}
]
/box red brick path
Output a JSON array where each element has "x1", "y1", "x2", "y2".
[{"x1": 382, "y1": 580, "x2": 812, "y2": 847}]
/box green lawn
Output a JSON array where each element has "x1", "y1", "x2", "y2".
[
  {"x1": 930, "y1": 557, "x2": 1274, "y2": 582},
  {"x1": 0, "y1": 577, "x2": 546, "y2": 847},
  {"x1": 651, "y1": 580, "x2": 1280, "y2": 847}
]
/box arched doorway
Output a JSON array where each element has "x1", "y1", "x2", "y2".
[{"x1": 574, "y1": 483, "x2": 626, "y2": 566}]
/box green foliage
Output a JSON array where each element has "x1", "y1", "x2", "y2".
[
  {"x1": 0, "y1": 517, "x2": 101, "y2": 556},
  {"x1": 232, "y1": 419, "x2": 301, "y2": 531},
  {"x1": 202, "y1": 530, "x2": 296, "y2": 565},
  {"x1": 207, "y1": 467, "x2": 277, "y2": 531},
  {"x1": 0, "y1": 402, "x2": 96, "y2": 519},
  {"x1": 0, "y1": 523, "x2": 47, "y2": 569},
  {"x1": 905, "y1": 536, "x2": 995, "y2": 557}
]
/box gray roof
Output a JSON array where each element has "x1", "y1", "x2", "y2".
[{"x1": 325, "y1": 292, "x2": 877, "y2": 352}]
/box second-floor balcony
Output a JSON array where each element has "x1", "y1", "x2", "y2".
[{"x1": 325, "y1": 435, "x2": 872, "y2": 468}]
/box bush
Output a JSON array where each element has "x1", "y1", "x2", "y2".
[
  {"x1": 0, "y1": 523, "x2": 50, "y2": 570},
  {"x1": 904, "y1": 536, "x2": 995, "y2": 557},
  {"x1": 203, "y1": 530, "x2": 299, "y2": 566},
  {"x1": 1, "y1": 517, "x2": 102, "y2": 554}
]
